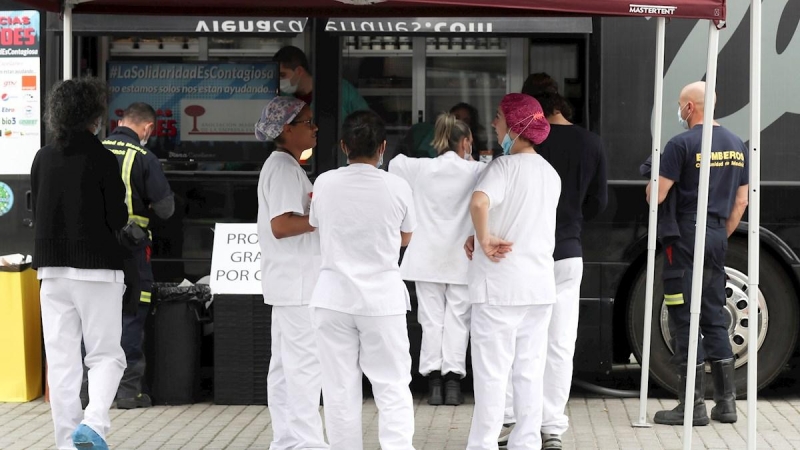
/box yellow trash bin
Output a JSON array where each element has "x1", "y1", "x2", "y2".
[{"x1": 0, "y1": 266, "x2": 43, "y2": 402}]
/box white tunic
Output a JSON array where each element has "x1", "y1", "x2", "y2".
[
  {"x1": 257, "y1": 151, "x2": 321, "y2": 306},
  {"x1": 468, "y1": 154, "x2": 561, "y2": 306},
  {"x1": 309, "y1": 163, "x2": 417, "y2": 316},
  {"x1": 389, "y1": 152, "x2": 486, "y2": 285}
]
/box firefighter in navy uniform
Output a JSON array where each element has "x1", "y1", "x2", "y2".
[
  {"x1": 103, "y1": 102, "x2": 175, "y2": 409},
  {"x1": 647, "y1": 82, "x2": 749, "y2": 426}
]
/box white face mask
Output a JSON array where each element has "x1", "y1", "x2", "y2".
[
  {"x1": 280, "y1": 72, "x2": 298, "y2": 95},
  {"x1": 140, "y1": 128, "x2": 151, "y2": 147},
  {"x1": 93, "y1": 119, "x2": 102, "y2": 136},
  {"x1": 376, "y1": 151, "x2": 384, "y2": 168},
  {"x1": 677, "y1": 104, "x2": 690, "y2": 130}
]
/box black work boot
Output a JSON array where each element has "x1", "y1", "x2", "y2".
[
  {"x1": 427, "y1": 371, "x2": 443, "y2": 406},
  {"x1": 653, "y1": 364, "x2": 709, "y2": 426},
  {"x1": 443, "y1": 372, "x2": 463, "y2": 406},
  {"x1": 710, "y1": 358, "x2": 737, "y2": 423},
  {"x1": 116, "y1": 393, "x2": 153, "y2": 410}
]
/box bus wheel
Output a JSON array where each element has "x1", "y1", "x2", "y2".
[{"x1": 626, "y1": 236, "x2": 799, "y2": 397}]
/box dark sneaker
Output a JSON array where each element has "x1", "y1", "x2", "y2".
[
  {"x1": 443, "y1": 372, "x2": 463, "y2": 406},
  {"x1": 498, "y1": 422, "x2": 515, "y2": 447},
  {"x1": 427, "y1": 371, "x2": 444, "y2": 406},
  {"x1": 542, "y1": 433, "x2": 563, "y2": 449},
  {"x1": 116, "y1": 393, "x2": 152, "y2": 409},
  {"x1": 72, "y1": 424, "x2": 109, "y2": 449}
]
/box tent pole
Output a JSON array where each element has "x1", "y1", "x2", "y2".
[
  {"x1": 682, "y1": 20, "x2": 720, "y2": 450},
  {"x1": 633, "y1": 15, "x2": 666, "y2": 429},
  {"x1": 747, "y1": 0, "x2": 762, "y2": 447},
  {"x1": 63, "y1": 3, "x2": 73, "y2": 80}
]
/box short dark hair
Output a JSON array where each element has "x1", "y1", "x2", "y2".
[
  {"x1": 521, "y1": 72, "x2": 558, "y2": 97},
  {"x1": 522, "y1": 72, "x2": 574, "y2": 120},
  {"x1": 449, "y1": 102, "x2": 480, "y2": 132},
  {"x1": 123, "y1": 102, "x2": 156, "y2": 124},
  {"x1": 341, "y1": 110, "x2": 386, "y2": 160},
  {"x1": 274, "y1": 46, "x2": 310, "y2": 74},
  {"x1": 45, "y1": 77, "x2": 107, "y2": 147}
]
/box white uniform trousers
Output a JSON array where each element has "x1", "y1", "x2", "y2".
[
  {"x1": 467, "y1": 304, "x2": 552, "y2": 450},
  {"x1": 40, "y1": 278, "x2": 126, "y2": 450},
  {"x1": 312, "y1": 308, "x2": 415, "y2": 450},
  {"x1": 267, "y1": 305, "x2": 328, "y2": 450},
  {"x1": 415, "y1": 282, "x2": 471, "y2": 377},
  {"x1": 503, "y1": 258, "x2": 583, "y2": 436}
]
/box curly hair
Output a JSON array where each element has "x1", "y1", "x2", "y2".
[{"x1": 45, "y1": 77, "x2": 108, "y2": 147}]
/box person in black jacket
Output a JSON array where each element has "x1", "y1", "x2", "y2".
[{"x1": 31, "y1": 77, "x2": 128, "y2": 450}]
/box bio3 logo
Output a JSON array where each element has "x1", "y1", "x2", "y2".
[{"x1": 1, "y1": 117, "x2": 16, "y2": 125}]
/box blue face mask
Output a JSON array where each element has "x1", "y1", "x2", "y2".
[
  {"x1": 501, "y1": 133, "x2": 514, "y2": 155},
  {"x1": 500, "y1": 114, "x2": 536, "y2": 155},
  {"x1": 376, "y1": 152, "x2": 384, "y2": 168}
]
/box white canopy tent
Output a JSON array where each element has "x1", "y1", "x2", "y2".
[
  {"x1": 635, "y1": 3, "x2": 761, "y2": 450},
  {"x1": 32, "y1": 0, "x2": 761, "y2": 447}
]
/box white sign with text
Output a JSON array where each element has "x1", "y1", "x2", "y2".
[{"x1": 210, "y1": 223, "x2": 262, "y2": 295}]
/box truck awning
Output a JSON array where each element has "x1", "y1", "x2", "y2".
[
  {"x1": 45, "y1": 15, "x2": 594, "y2": 36},
  {"x1": 18, "y1": 0, "x2": 726, "y2": 22}
]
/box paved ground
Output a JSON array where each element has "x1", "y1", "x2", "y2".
[{"x1": 4, "y1": 389, "x2": 800, "y2": 449}]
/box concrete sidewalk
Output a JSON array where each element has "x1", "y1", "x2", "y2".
[{"x1": 3, "y1": 392, "x2": 800, "y2": 449}]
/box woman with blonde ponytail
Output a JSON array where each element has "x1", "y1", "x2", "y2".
[{"x1": 388, "y1": 112, "x2": 486, "y2": 406}]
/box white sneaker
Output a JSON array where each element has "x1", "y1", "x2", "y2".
[
  {"x1": 498, "y1": 423, "x2": 515, "y2": 447},
  {"x1": 542, "y1": 433, "x2": 562, "y2": 449}
]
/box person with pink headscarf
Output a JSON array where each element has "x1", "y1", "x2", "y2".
[{"x1": 463, "y1": 93, "x2": 561, "y2": 450}]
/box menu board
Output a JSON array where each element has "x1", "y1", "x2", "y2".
[{"x1": 0, "y1": 10, "x2": 41, "y2": 175}]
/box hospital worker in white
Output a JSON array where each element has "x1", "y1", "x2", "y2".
[
  {"x1": 465, "y1": 93, "x2": 561, "y2": 450},
  {"x1": 255, "y1": 96, "x2": 328, "y2": 450},
  {"x1": 389, "y1": 112, "x2": 486, "y2": 406},
  {"x1": 309, "y1": 110, "x2": 417, "y2": 450}
]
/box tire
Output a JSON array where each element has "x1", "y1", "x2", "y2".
[{"x1": 627, "y1": 236, "x2": 799, "y2": 397}]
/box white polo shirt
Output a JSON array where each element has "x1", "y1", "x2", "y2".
[
  {"x1": 309, "y1": 163, "x2": 417, "y2": 316},
  {"x1": 257, "y1": 151, "x2": 321, "y2": 306},
  {"x1": 468, "y1": 153, "x2": 561, "y2": 305},
  {"x1": 389, "y1": 152, "x2": 486, "y2": 285}
]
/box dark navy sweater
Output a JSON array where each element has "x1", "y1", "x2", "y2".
[{"x1": 538, "y1": 124, "x2": 609, "y2": 261}]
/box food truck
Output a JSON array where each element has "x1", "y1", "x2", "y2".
[{"x1": 0, "y1": 0, "x2": 797, "y2": 402}]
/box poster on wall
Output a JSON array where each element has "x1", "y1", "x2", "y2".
[
  {"x1": 107, "y1": 62, "x2": 277, "y2": 161},
  {"x1": 0, "y1": 10, "x2": 41, "y2": 175}
]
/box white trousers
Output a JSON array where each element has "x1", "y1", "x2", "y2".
[
  {"x1": 267, "y1": 305, "x2": 328, "y2": 450},
  {"x1": 503, "y1": 258, "x2": 583, "y2": 436},
  {"x1": 415, "y1": 282, "x2": 471, "y2": 377},
  {"x1": 467, "y1": 304, "x2": 552, "y2": 450},
  {"x1": 312, "y1": 308, "x2": 415, "y2": 450},
  {"x1": 40, "y1": 278, "x2": 126, "y2": 450}
]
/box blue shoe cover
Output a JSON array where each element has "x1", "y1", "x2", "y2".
[{"x1": 71, "y1": 424, "x2": 109, "y2": 450}]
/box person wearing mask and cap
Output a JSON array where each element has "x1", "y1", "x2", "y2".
[
  {"x1": 309, "y1": 110, "x2": 417, "y2": 450},
  {"x1": 274, "y1": 45, "x2": 369, "y2": 120},
  {"x1": 464, "y1": 93, "x2": 560, "y2": 450},
  {"x1": 388, "y1": 112, "x2": 485, "y2": 406},
  {"x1": 254, "y1": 96, "x2": 328, "y2": 450},
  {"x1": 498, "y1": 74, "x2": 608, "y2": 450}
]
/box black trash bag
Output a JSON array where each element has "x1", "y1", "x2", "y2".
[{"x1": 150, "y1": 283, "x2": 212, "y2": 405}]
